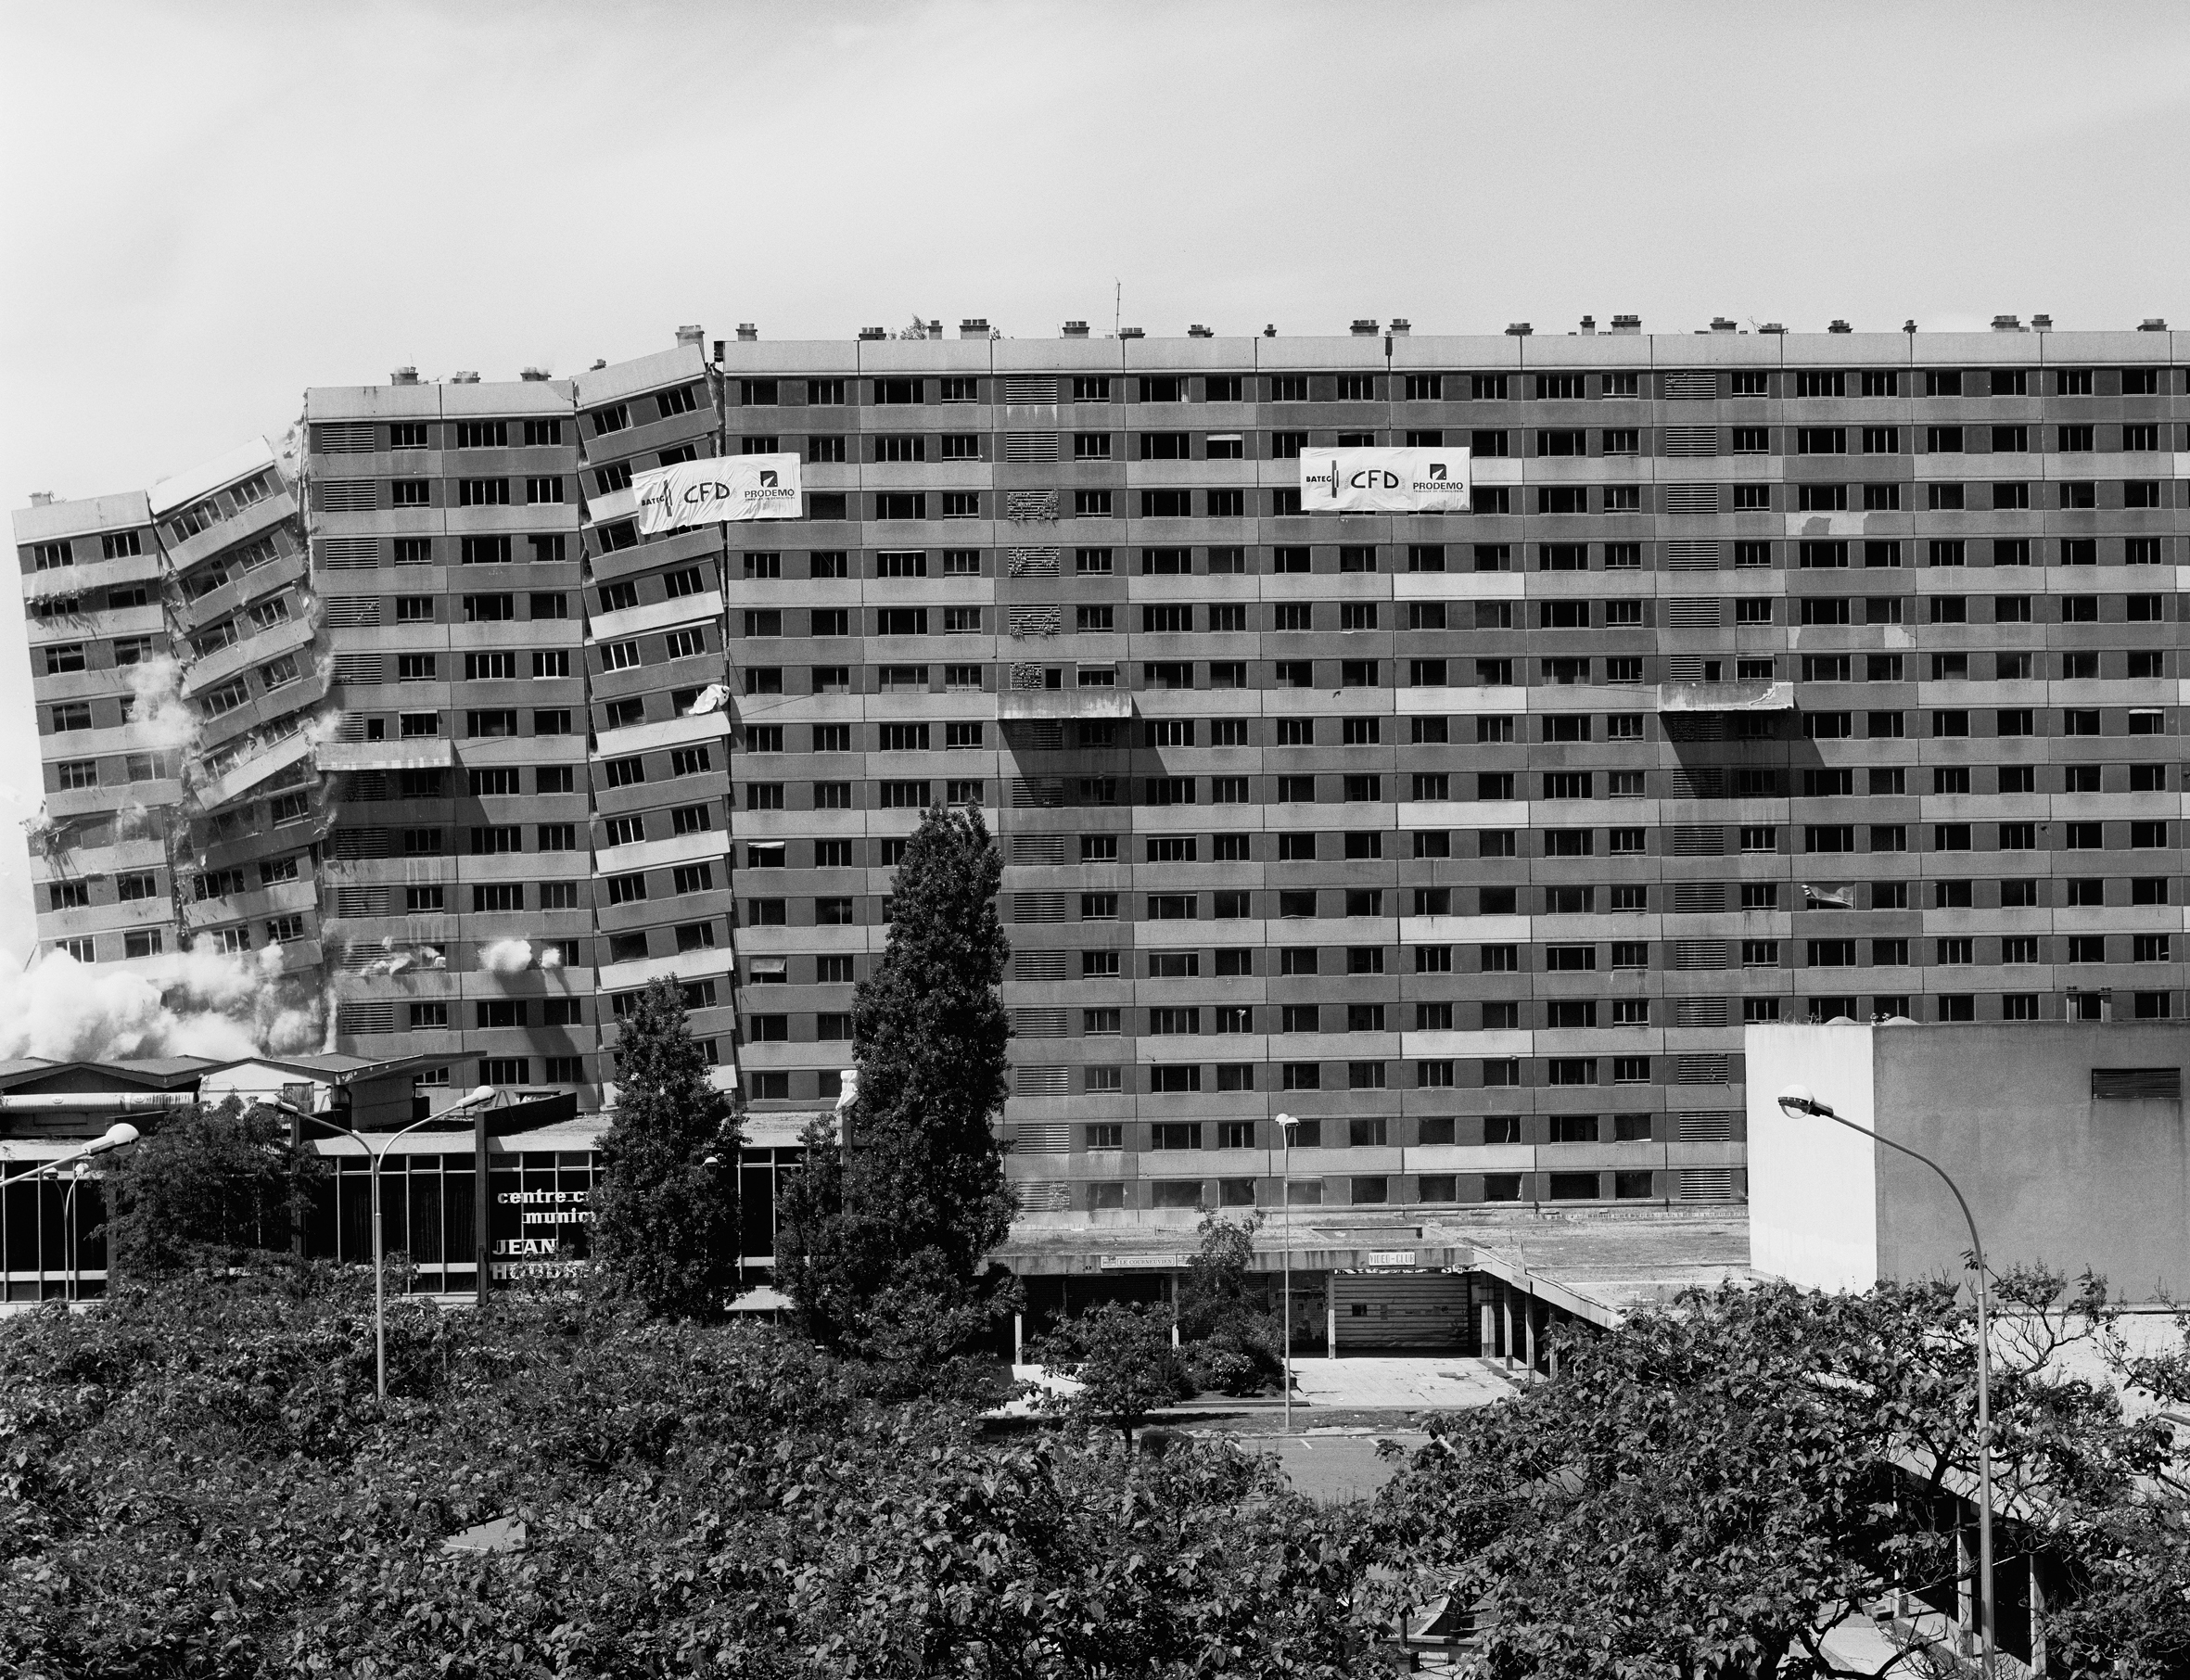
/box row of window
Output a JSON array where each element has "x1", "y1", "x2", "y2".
[
  {"x1": 1073, "y1": 1115, "x2": 1664, "y2": 1149},
  {"x1": 1081, "y1": 1174, "x2": 1665, "y2": 1212},
  {"x1": 727, "y1": 367, "x2": 2178, "y2": 406}
]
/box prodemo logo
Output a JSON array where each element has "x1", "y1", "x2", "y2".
[
  {"x1": 632, "y1": 453, "x2": 802, "y2": 531},
  {"x1": 1298, "y1": 446, "x2": 1471, "y2": 513}
]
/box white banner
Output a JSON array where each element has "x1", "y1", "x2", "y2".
[
  {"x1": 1299, "y1": 447, "x2": 1471, "y2": 513},
  {"x1": 633, "y1": 453, "x2": 802, "y2": 531}
]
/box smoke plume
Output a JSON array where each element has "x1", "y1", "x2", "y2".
[
  {"x1": 122, "y1": 655, "x2": 199, "y2": 756},
  {"x1": 0, "y1": 942, "x2": 324, "y2": 1063}
]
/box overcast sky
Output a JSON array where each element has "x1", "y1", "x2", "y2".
[{"x1": 3, "y1": 0, "x2": 2186, "y2": 951}]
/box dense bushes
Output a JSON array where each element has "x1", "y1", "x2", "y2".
[{"x1": 0, "y1": 1271, "x2": 1379, "y2": 1679}]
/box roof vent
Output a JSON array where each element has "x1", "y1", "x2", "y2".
[
  {"x1": 1505, "y1": 322, "x2": 1532, "y2": 337},
  {"x1": 2031, "y1": 313, "x2": 2053, "y2": 334},
  {"x1": 1187, "y1": 324, "x2": 1213, "y2": 337},
  {"x1": 518, "y1": 366, "x2": 550, "y2": 381},
  {"x1": 1387, "y1": 318, "x2": 1410, "y2": 336},
  {"x1": 591, "y1": 358, "x2": 607, "y2": 370},
  {"x1": 1904, "y1": 320, "x2": 1918, "y2": 334},
  {"x1": 390, "y1": 366, "x2": 419, "y2": 386},
  {"x1": 859, "y1": 326, "x2": 887, "y2": 341},
  {"x1": 1349, "y1": 318, "x2": 1380, "y2": 336},
  {"x1": 1990, "y1": 314, "x2": 2023, "y2": 332},
  {"x1": 675, "y1": 325, "x2": 706, "y2": 348},
  {"x1": 959, "y1": 317, "x2": 989, "y2": 338},
  {"x1": 1758, "y1": 323, "x2": 1786, "y2": 336},
  {"x1": 28, "y1": 490, "x2": 55, "y2": 506},
  {"x1": 2138, "y1": 317, "x2": 2168, "y2": 332},
  {"x1": 1827, "y1": 319, "x2": 1852, "y2": 334},
  {"x1": 1263, "y1": 324, "x2": 1277, "y2": 337},
  {"x1": 1610, "y1": 313, "x2": 1641, "y2": 335},
  {"x1": 1119, "y1": 326, "x2": 1145, "y2": 339},
  {"x1": 450, "y1": 371, "x2": 479, "y2": 384},
  {"x1": 1710, "y1": 317, "x2": 1738, "y2": 333},
  {"x1": 1062, "y1": 321, "x2": 1089, "y2": 337},
  {"x1": 1578, "y1": 314, "x2": 1597, "y2": 335},
  {"x1": 735, "y1": 324, "x2": 758, "y2": 342}
]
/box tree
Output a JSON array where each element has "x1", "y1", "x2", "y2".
[
  {"x1": 100, "y1": 1096, "x2": 327, "y2": 1279},
  {"x1": 590, "y1": 977, "x2": 743, "y2": 1317},
  {"x1": 776, "y1": 801, "x2": 1016, "y2": 1383},
  {"x1": 1026, "y1": 1300, "x2": 1190, "y2": 1447},
  {"x1": 1366, "y1": 1268, "x2": 2187, "y2": 1680},
  {"x1": 1177, "y1": 1209, "x2": 1282, "y2": 1394}
]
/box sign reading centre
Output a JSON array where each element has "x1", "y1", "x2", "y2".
[
  {"x1": 633, "y1": 452, "x2": 802, "y2": 532},
  {"x1": 1298, "y1": 447, "x2": 1471, "y2": 514}
]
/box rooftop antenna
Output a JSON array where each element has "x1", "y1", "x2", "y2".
[{"x1": 1114, "y1": 279, "x2": 1121, "y2": 339}]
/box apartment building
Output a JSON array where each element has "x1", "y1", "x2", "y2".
[
  {"x1": 14, "y1": 314, "x2": 2188, "y2": 1231},
  {"x1": 18, "y1": 438, "x2": 329, "y2": 985}
]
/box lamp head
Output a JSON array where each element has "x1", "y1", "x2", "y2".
[
  {"x1": 1777, "y1": 1083, "x2": 1818, "y2": 1119},
  {"x1": 452, "y1": 1084, "x2": 496, "y2": 1111},
  {"x1": 94, "y1": 1121, "x2": 141, "y2": 1153}
]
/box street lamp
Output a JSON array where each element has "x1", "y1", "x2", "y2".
[
  {"x1": 1776, "y1": 1083, "x2": 1995, "y2": 1679},
  {"x1": 27, "y1": 1123, "x2": 142, "y2": 1301},
  {"x1": 272, "y1": 1085, "x2": 496, "y2": 1400},
  {"x1": 1272, "y1": 1113, "x2": 1299, "y2": 1433}
]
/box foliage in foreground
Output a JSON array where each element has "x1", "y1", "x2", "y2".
[
  {"x1": 97, "y1": 1096, "x2": 327, "y2": 1279},
  {"x1": 1366, "y1": 1268, "x2": 2190, "y2": 1680},
  {"x1": 0, "y1": 1269, "x2": 1379, "y2": 1679},
  {"x1": 776, "y1": 801, "x2": 1019, "y2": 1391},
  {"x1": 591, "y1": 976, "x2": 745, "y2": 1318}
]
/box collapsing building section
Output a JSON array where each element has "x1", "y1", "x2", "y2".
[{"x1": 12, "y1": 437, "x2": 334, "y2": 1057}]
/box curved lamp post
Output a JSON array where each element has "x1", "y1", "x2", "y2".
[
  {"x1": 1777, "y1": 1083, "x2": 1994, "y2": 1679},
  {"x1": 273, "y1": 1086, "x2": 496, "y2": 1399},
  {"x1": 1271, "y1": 1113, "x2": 1299, "y2": 1433},
  {"x1": 28, "y1": 1123, "x2": 142, "y2": 1300}
]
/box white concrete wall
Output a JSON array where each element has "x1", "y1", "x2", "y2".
[{"x1": 1745, "y1": 1024, "x2": 1881, "y2": 1291}]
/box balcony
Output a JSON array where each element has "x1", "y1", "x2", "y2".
[
  {"x1": 316, "y1": 737, "x2": 454, "y2": 772},
  {"x1": 998, "y1": 687, "x2": 1132, "y2": 721},
  {"x1": 1656, "y1": 680, "x2": 1794, "y2": 713}
]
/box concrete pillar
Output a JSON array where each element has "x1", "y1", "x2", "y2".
[
  {"x1": 2029, "y1": 1551, "x2": 2046, "y2": 1675},
  {"x1": 1012, "y1": 1311, "x2": 1024, "y2": 1367},
  {"x1": 1168, "y1": 1273, "x2": 1179, "y2": 1349},
  {"x1": 1326, "y1": 1292, "x2": 1338, "y2": 1359},
  {"x1": 1478, "y1": 1299, "x2": 1495, "y2": 1360},
  {"x1": 1956, "y1": 1522, "x2": 1975, "y2": 1653},
  {"x1": 1523, "y1": 1294, "x2": 1537, "y2": 1376},
  {"x1": 1500, "y1": 1286, "x2": 1514, "y2": 1369}
]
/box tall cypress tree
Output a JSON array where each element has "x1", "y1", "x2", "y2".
[
  {"x1": 777, "y1": 801, "x2": 1015, "y2": 1378},
  {"x1": 591, "y1": 977, "x2": 744, "y2": 1317}
]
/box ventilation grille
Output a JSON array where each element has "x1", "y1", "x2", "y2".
[
  {"x1": 1012, "y1": 777, "x2": 1064, "y2": 808},
  {"x1": 328, "y1": 828, "x2": 393, "y2": 859},
  {"x1": 329, "y1": 886, "x2": 391, "y2": 917},
  {"x1": 1670, "y1": 768, "x2": 1725, "y2": 799},
  {"x1": 1663, "y1": 483, "x2": 1721, "y2": 515},
  {"x1": 1671, "y1": 1054, "x2": 1732, "y2": 1086},
  {"x1": 1014, "y1": 1064, "x2": 1072, "y2": 1096},
  {"x1": 334, "y1": 655, "x2": 385, "y2": 683},
  {"x1": 1013, "y1": 949, "x2": 1067, "y2": 981},
  {"x1": 1009, "y1": 721, "x2": 1064, "y2": 751},
  {"x1": 1664, "y1": 540, "x2": 1722, "y2": 571},
  {"x1": 1004, "y1": 491, "x2": 1059, "y2": 522},
  {"x1": 1008, "y1": 546, "x2": 1062, "y2": 577},
  {"x1": 319, "y1": 480, "x2": 379, "y2": 512},
  {"x1": 1013, "y1": 1008, "x2": 1068, "y2": 1038},
  {"x1": 1674, "y1": 1167, "x2": 1740, "y2": 1202},
  {"x1": 1672, "y1": 997, "x2": 1728, "y2": 1028},
  {"x1": 2093, "y1": 1067, "x2": 2183, "y2": 1100},
  {"x1": 1012, "y1": 1124, "x2": 1070, "y2": 1153},
  {"x1": 337, "y1": 1001, "x2": 395, "y2": 1033},
  {"x1": 1016, "y1": 1180, "x2": 1069, "y2": 1211},
  {"x1": 1008, "y1": 834, "x2": 1066, "y2": 865},
  {"x1": 1672, "y1": 884, "x2": 1725, "y2": 913},
  {"x1": 1009, "y1": 608, "x2": 1062, "y2": 638},
  {"x1": 313, "y1": 422, "x2": 376, "y2": 453},
  {"x1": 1664, "y1": 715, "x2": 1725, "y2": 742},
  {"x1": 1663, "y1": 372, "x2": 1717, "y2": 401},
  {"x1": 1009, "y1": 663, "x2": 1051, "y2": 690},
  {"x1": 1667, "y1": 598, "x2": 1721, "y2": 628},
  {"x1": 1663, "y1": 656, "x2": 1723, "y2": 681},
  {"x1": 1004, "y1": 432, "x2": 1060, "y2": 462},
  {"x1": 316, "y1": 537, "x2": 379, "y2": 570},
  {"x1": 1662, "y1": 426, "x2": 1719, "y2": 457},
  {"x1": 1672, "y1": 940, "x2": 1729, "y2": 970},
  {"x1": 1676, "y1": 1111, "x2": 1738, "y2": 1140},
  {"x1": 1003, "y1": 376, "x2": 1058, "y2": 405},
  {"x1": 1011, "y1": 892, "x2": 1067, "y2": 923},
  {"x1": 1670, "y1": 825, "x2": 1725, "y2": 856},
  {"x1": 323, "y1": 597, "x2": 380, "y2": 629}
]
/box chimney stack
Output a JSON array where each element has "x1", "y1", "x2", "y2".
[
  {"x1": 736, "y1": 324, "x2": 758, "y2": 342},
  {"x1": 1579, "y1": 314, "x2": 1597, "y2": 335},
  {"x1": 1387, "y1": 318, "x2": 1410, "y2": 335},
  {"x1": 29, "y1": 491, "x2": 55, "y2": 506},
  {"x1": 1610, "y1": 313, "x2": 1641, "y2": 335},
  {"x1": 675, "y1": 324, "x2": 705, "y2": 349},
  {"x1": 519, "y1": 366, "x2": 550, "y2": 381},
  {"x1": 1349, "y1": 318, "x2": 1379, "y2": 336},
  {"x1": 450, "y1": 371, "x2": 479, "y2": 384},
  {"x1": 1990, "y1": 314, "x2": 2024, "y2": 332},
  {"x1": 1187, "y1": 324, "x2": 1213, "y2": 337},
  {"x1": 1827, "y1": 319, "x2": 1852, "y2": 334},
  {"x1": 959, "y1": 317, "x2": 990, "y2": 338},
  {"x1": 390, "y1": 366, "x2": 418, "y2": 386},
  {"x1": 1505, "y1": 323, "x2": 1533, "y2": 337},
  {"x1": 2138, "y1": 317, "x2": 2168, "y2": 332},
  {"x1": 1710, "y1": 317, "x2": 1738, "y2": 333},
  {"x1": 1062, "y1": 321, "x2": 1089, "y2": 337}
]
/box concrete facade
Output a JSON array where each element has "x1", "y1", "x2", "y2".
[{"x1": 1749, "y1": 1020, "x2": 2190, "y2": 1300}]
